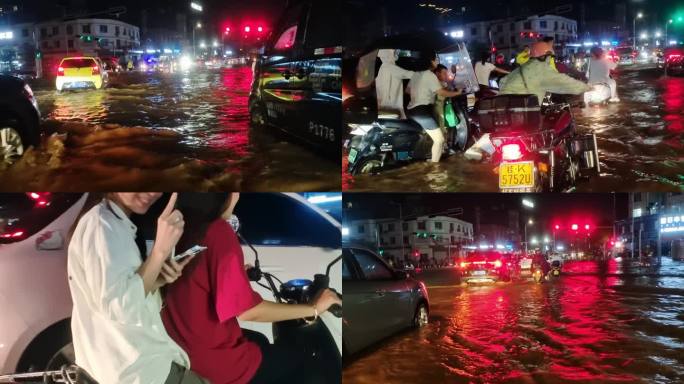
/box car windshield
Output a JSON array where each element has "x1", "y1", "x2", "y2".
[
  {"x1": 61, "y1": 58, "x2": 96, "y2": 68},
  {"x1": 0, "y1": 193, "x2": 82, "y2": 244}
]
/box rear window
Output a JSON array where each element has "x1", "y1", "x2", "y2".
[
  {"x1": 60, "y1": 58, "x2": 96, "y2": 68},
  {"x1": 0, "y1": 193, "x2": 82, "y2": 244}
]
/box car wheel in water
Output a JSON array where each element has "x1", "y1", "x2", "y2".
[
  {"x1": 0, "y1": 125, "x2": 26, "y2": 165},
  {"x1": 354, "y1": 155, "x2": 383, "y2": 175},
  {"x1": 249, "y1": 100, "x2": 267, "y2": 126},
  {"x1": 413, "y1": 303, "x2": 429, "y2": 328}
]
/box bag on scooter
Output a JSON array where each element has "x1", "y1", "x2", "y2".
[{"x1": 444, "y1": 98, "x2": 460, "y2": 128}]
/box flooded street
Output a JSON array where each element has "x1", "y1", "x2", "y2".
[
  {"x1": 344, "y1": 64, "x2": 684, "y2": 192},
  {"x1": 343, "y1": 258, "x2": 684, "y2": 384},
  {"x1": 0, "y1": 66, "x2": 339, "y2": 191}
]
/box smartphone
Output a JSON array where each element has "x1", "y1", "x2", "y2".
[{"x1": 172, "y1": 245, "x2": 207, "y2": 261}]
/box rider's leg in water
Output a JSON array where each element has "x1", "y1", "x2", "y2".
[
  {"x1": 608, "y1": 78, "x2": 620, "y2": 102},
  {"x1": 425, "y1": 128, "x2": 445, "y2": 162}
]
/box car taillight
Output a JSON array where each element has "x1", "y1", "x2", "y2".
[
  {"x1": 0, "y1": 230, "x2": 25, "y2": 239},
  {"x1": 667, "y1": 54, "x2": 681, "y2": 62},
  {"x1": 460, "y1": 262, "x2": 467, "y2": 268},
  {"x1": 493, "y1": 260, "x2": 502, "y2": 268},
  {"x1": 92, "y1": 66, "x2": 100, "y2": 75},
  {"x1": 501, "y1": 143, "x2": 523, "y2": 161},
  {"x1": 57, "y1": 66, "x2": 65, "y2": 76}
]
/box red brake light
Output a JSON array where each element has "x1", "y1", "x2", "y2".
[
  {"x1": 57, "y1": 66, "x2": 65, "y2": 76},
  {"x1": 460, "y1": 261, "x2": 467, "y2": 268},
  {"x1": 92, "y1": 65, "x2": 100, "y2": 75},
  {"x1": 501, "y1": 143, "x2": 523, "y2": 161},
  {"x1": 1, "y1": 231, "x2": 25, "y2": 239},
  {"x1": 494, "y1": 260, "x2": 502, "y2": 268}
]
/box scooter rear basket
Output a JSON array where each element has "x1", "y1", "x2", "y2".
[{"x1": 478, "y1": 95, "x2": 542, "y2": 134}]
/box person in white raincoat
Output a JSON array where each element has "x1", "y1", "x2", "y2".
[
  {"x1": 376, "y1": 49, "x2": 414, "y2": 119},
  {"x1": 464, "y1": 42, "x2": 591, "y2": 161}
]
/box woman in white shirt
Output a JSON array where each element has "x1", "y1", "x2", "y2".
[
  {"x1": 68, "y1": 193, "x2": 206, "y2": 384},
  {"x1": 474, "y1": 52, "x2": 510, "y2": 96},
  {"x1": 406, "y1": 52, "x2": 462, "y2": 162}
]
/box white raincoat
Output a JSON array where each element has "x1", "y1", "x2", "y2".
[{"x1": 376, "y1": 49, "x2": 414, "y2": 119}]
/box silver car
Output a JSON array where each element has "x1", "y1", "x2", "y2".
[{"x1": 342, "y1": 245, "x2": 429, "y2": 357}]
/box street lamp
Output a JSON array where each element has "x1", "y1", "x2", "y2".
[
  {"x1": 634, "y1": 12, "x2": 643, "y2": 51},
  {"x1": 190, "y1": 2, "x2": 203, "y2": 58},
  {"x1": 666, "y1": 19, "x2": 673, "y2": 46},
  {"x1": 389, "y1": 201, "x2": 405, "y2": 261},
  {"x1": 525, "y1": 219, "x2": 534, "y2": 255}
]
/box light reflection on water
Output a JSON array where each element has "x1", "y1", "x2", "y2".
[{"x1": 344, "y1": 260, "x2": 684, "y2": 383}]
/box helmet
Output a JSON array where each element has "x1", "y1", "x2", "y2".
[{"x1": 529, "y1": 41, "x2": 553, "y2": 58}]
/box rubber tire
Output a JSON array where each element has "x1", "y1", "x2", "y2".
[
  {"x1": 0, "y1": 118, "x2": 38, "y2": 162},
  {"x1": 249, "y1": 99, "x2": 267, "y2": 127},
  {"x1": 412, "y1": 302, "x2": 429, "y2": 328},
  {"x1": 352, "y1": 155, "x2": 383, "y2": 175}
]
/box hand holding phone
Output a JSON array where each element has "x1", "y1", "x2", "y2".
[{"x1": 173, "y1": 245, "x2": 207, "y2": 261}]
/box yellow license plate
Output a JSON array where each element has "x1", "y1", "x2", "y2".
[{"x1": 499, "y1": 161, "x2": 535, "y2": 188}]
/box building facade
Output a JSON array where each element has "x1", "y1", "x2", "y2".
[
  {"x1": 346, "y1": 215, "x2": 474, "y2": 263},
  {"x1": 459, "y1": 14, "x2": 578, "y2": 59},
  {"x1": 0, "y1": 18, "x2": 140, "y2": 73},
  {"x1": 614, "y1": 192, "x2": 684, "y2": 258}
]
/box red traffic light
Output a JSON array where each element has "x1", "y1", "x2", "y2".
[
  {"x1": 584, "y1": 224, "x2": 590, "y2": 230},
  {"x1": 257, "y1": 26, "x2": 263, "y2": 32},
  {"x1": 491, "y1": 46, "x2": 497, "y2": 52},
  {"x1": 571, "y1": 224, "x2": 579, "y2": 231},
  {"x1": 554, "y1": 224, "x2": 560, "y2": 230},
  {"x1": 244, "y1": 26, "x2": 251, "y2": 32}
]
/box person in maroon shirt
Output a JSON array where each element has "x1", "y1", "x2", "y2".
[{"x1": 162, "y1": 193, "x2": 341, "y2": 384}]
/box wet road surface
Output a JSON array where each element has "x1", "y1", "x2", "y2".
[
  {"x1": 344, "y1": 64, "x2": 684, "y2": 192},
  {"x1": 343, "y1": 258, "x2": 684, "y2": 383},
  {"x1": 0, "y1": 66, "x2": 339, "y2": 191}
]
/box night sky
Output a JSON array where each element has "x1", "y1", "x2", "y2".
[{"x1": 344, "y1": 194, "x2": 629, "y2": 229}]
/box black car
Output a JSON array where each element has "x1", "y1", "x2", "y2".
[
  {"x1": 0, "y1": 75, "x2": 41, "y2": 164},
  {"x1": 249, "y1": 0, "x2": 342, "y2": 160}
]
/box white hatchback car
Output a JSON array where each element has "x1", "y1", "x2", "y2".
[{"x1": 0, "y1": 193, "x2": 341, "y2": 376}]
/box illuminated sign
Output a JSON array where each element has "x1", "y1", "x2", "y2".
[
  {"x1": 660, "y1": 215, "x2": 684, "y2": 233},
  {"x1": 0, "y1": 31, "x2": 13, "y2": 39}
]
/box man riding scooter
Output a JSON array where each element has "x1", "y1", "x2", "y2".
[{"x1": 464, "y1": 41, "x2": 592, "y2": 161}]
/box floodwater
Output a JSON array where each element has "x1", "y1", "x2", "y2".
[
  {"x1": 344, "y1": 65, "x2": 684, "y2": 192},
  {"x1": 0, "y1": 66, "x2": 339, "y2": 191},
  {"x1": 343, "y1": 259, "x2": 684, "y2": 383}
]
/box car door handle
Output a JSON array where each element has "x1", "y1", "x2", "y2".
[{"x1": 374, "y1": 289, "x2": 386, "y2": 297}]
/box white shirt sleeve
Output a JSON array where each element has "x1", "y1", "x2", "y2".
[
  {"x1": 486, "y1": 62, "x2": 496, "y2": 72},
  {"x1": 389, "y1": 64, "x2": 414, "y2": 79},
  {"x1": 427, "y1": 72, "x2": 442, "y2": 94},
  {"x1": 81, "y1": 215, "x2": 153, "y2": 325}
]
